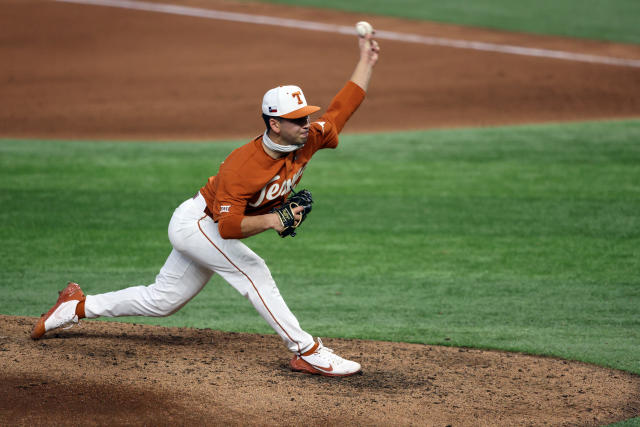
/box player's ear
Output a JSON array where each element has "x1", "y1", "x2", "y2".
[{"x1": 269, "y1": 117, "x2": 281, "y2": 134}]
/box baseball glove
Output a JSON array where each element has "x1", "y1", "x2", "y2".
[{"x1": 272, "y1": 189, "x2": 313, "y2": 238}]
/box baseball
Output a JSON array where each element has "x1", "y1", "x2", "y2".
[{"x1": 355, "y1": 21, "x2": 373, "y2": 37}]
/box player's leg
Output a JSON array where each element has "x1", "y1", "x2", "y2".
[
  {"x1": 31, "y1": 249, "x2": 212, "y2": 339},
  {"x1": 83, "y1": 193, "x2": 215, "y2": 318},
  {"x1": 83, "y1": 248, "x2": 212, "y2": 318},
  {"x1": 31, "y1": 194, "x2": 213, "y2": 338},
  {"x1": 186, "y1": 212, "x2": 314, "y2": 354},
  {"x1": 194, "y1": 215, "x2": 361, "y2": 376}
]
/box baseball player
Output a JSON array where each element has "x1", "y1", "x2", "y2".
[{"x1": 31, "y1": 31, "x2": 380, "y2": 377}]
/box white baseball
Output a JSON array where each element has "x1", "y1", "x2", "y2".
[{"x1": 355, "y1": 21, "x2": 373, "y2": 37}]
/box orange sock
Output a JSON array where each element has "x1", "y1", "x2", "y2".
[
  {"x1": 76, "y1": 300, "x2": 86, "y2": 319},
  {"x1": 301, "y1": 342, "x2": 319, "y2": 356}
]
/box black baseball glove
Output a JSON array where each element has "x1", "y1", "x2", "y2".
[{"x1": 271, "y1": 189, "x2": 313, "y2": 238}]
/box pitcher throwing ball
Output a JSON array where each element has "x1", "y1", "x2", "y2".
[{"x1": 31, "y1": 29, "x2": 380, "y2": 377}]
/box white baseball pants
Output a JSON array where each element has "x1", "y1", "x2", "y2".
[{"x1": 84, "y1": 192, "x2": 315, "y2": 354}]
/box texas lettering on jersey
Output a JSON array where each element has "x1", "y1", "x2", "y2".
[{"x1": 248, "y1": 166, "x2": 306, "y2": 208}]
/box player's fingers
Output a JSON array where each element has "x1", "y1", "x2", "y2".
[{"x1": 291, "y1": 206, "x2": 304, "y2": 227}]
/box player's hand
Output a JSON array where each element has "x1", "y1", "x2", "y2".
[
  {"x1": 291, "y1": 205, "x2": 305, "y2": 227},
  {"x1": 359, "y1": 33, "x2": 380, "y2": 66},
  {"x1": 272, "y1": 205, "x2": 305, "y2": 233}
]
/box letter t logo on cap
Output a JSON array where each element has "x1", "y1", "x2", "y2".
[{"x1": 291, "y1": 91, "x2": 303, "y2": 105}]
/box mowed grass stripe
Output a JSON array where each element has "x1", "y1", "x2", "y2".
[
  {"x1": 1, "y1": 119, "x2": 639, "y2": 373},
  {"x1": 260, "y1": 0, "x2": 640, "y2": 44}
]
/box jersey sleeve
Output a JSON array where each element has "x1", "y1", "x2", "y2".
[
  {"x1": 210, "y1": 169, "x2": 251, "y2": 239},
  {"x1": 321, "y1": 81, "x2": 366, "y2": 135},
  {"x1": 306, "y1": 81, "x2": 366, "y2": 152},
  {"x1": 308, "y1": 119, "x2": 339, "y2": 150}
]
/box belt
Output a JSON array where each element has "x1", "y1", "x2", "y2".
[
  {"x1": 193, "y1": 191, "x2": 215, "y2": 220},
  {"x1": 204, "y1": 205, "x2": 214, "y2": 219}
]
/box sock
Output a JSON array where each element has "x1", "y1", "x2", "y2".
[
  {"x1": 76, "y1": 300, "x2": 86, "y2": 319},
  {"x1": 301, "y1": 342, "x2": 319, "y2": 356}
]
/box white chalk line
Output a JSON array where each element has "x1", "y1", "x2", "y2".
[{"x1": 55, "y1": 0, "x2": 640, "y2": 68}]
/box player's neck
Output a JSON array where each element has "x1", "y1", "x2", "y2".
[
  {"x1": 263, "y1": 131, "x2": 295, "y2": 159},
  {"x1": 262, "y1": 143, "x2": 285, "y2": 159}
]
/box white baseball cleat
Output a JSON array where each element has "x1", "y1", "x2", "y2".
[
  {"x1": 31, "y1": 282, "x2": 85, "y2": 339},
  {"x1": 290, "y1": 338, "x2": 362, "y2": 377}
]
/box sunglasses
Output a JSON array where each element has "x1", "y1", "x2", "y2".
[{"x1": 280, "y1": 116, "x2": 310, "y2": 127}]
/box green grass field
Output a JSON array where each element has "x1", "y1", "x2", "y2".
[
  {"x1": 3, "y1": 1, "x2": 638, "y2": 424},
  {"x1": 1, "y1": 120, "x2": 639, "y2": 376},
  {"x1": 258, "y1": 0, "x2": 640, "y2": 44}
]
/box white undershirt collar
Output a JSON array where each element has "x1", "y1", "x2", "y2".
[{"x1": 262, "y1": 130, "x2": 304, "y2": 153}]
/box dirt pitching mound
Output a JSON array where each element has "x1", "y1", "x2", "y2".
[{"x1": 1, "y1": 315, "x2": 638, "y2": 426}]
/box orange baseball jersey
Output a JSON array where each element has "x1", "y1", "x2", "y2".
[{"x1": 200, "y1": 81, "x2": 366, "y2": 239}]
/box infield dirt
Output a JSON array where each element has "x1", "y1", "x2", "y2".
[
  {"x1": 1, "y1": 0, "x2": 640, "y2": 425},
  {"x1": 2, "y1": 0, "x2": 640, "y2": 140}
]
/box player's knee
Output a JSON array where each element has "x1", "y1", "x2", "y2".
[
  {"x1": 245, "y1": 254, "x2": 268, "y2": 273},
  {"x1": 247, "y1": 258, "x2": 276, "y2": 284},
  {"x1": 150, "y1": 299, "x2": 185, "y2": 317},
  {"x1": 145, "y1": 286, "x2": 189, "y2": 317}
]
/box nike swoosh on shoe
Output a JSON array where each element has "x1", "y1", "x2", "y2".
[{"x1": 311, "y1": 363, "x2": 333, "y2": 373}]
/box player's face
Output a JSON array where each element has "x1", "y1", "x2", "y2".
[{"x1": 278, "y1": 116, "x2": 310, "y2": 146}]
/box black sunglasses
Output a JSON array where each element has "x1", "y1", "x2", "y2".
[{"x1": 280, "y1": 116, "x2": 310, "y2": 127}]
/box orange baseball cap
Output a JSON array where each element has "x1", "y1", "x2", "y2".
[{"x1": 262, "y1": 85, "x2": 321, "y2": 119}]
